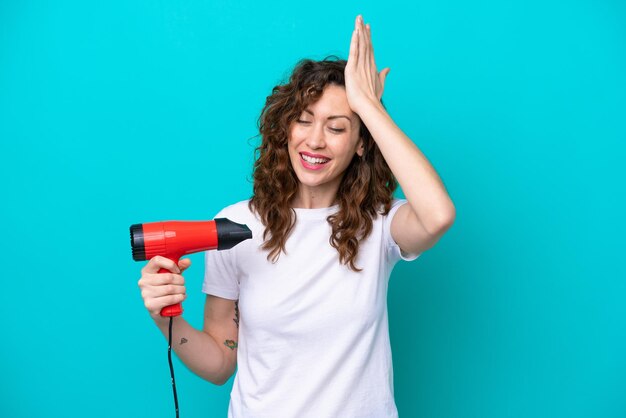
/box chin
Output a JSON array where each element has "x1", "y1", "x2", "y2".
[{"x1": 295, "y1": 173, "x2": 327, "y2": 188}]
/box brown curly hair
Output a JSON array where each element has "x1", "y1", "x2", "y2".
[{"x1": 249, "y1": 56, "x2": 397, "y2": 271}]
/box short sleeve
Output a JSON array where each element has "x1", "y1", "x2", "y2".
[
  {"x1": 384, "y1": 199, "x2": 422, "y2": 264},
  {"x1": 201, "y1": 209, "x2": 240, "y2": 300}
]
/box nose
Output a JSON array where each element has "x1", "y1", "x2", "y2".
[{"x1": 306, "y1": 123, "x2": 326, "y2": 150}]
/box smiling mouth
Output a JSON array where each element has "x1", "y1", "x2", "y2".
[{"x1": 300, "y1": 153, "x2": 330, "y2": 165}]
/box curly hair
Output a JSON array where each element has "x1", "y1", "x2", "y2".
[{"x1": 249, "y1": 56, "x2": 397, "y2": 271}]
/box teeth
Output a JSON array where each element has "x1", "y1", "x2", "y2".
[{"x1": 301, "y1": 154, "x2": 329, "y2": 164}]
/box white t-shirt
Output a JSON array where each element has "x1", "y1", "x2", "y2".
[{"x1": 202, "y1": 199, "x2": 421, "y2": 418}]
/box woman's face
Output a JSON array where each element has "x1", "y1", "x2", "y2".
[{"x1": 287, "y1": 84, "x2": 364, "y2": 199}]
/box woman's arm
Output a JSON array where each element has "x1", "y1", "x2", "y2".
[
  {"x1": 150, "y1": 296, "x2": 239, "y2": 386},
  {"x1": 138, "y1": 257, "x2": 237, "y2": 385},
  {"x1": 345, "y1": 15, "x2": 455, "y2": 254}
]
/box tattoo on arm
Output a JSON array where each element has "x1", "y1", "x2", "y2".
[
  {"x1": 180, "y1": 337, "x2": 188, "y2": 345},
  {"x1": 224, "y1": 340, "x2": 238, "y2": 350},
  {"x1": 233, "y1": 300, "x2": 239, "y2": 328},
  {"x1": 224, "y1": 300, "x2": 240, "y2": 351}
]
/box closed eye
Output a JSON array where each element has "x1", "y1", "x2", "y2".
[{"x1": 296, "y1": 119, "x2": 345, "y2": 134}]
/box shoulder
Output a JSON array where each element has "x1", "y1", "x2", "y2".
[
  {"x1": 390, "y1": 198, "x2": 407, "y2": 211},
  {"x1": 378, "y1": 198, "x2": 408, "y2": 219},
  {"x1": 214, "y1": 199, "x2": 251, "y2": 217},
  {"x1": 379, "y1": 198, "x2": 408, "y2": 242},
  {"x1": 214, "y1": 199, "x2": 261, "y2": 225},
  {"x1": 372, "y1": 198, "x2": 407, "y2": 241}
]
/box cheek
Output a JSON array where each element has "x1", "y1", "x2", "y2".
[
  {"x1": 287, "y1": 137, "x2": 301, "y2": 162},
  {"x1": 287, "y1": 127, "x2": 298, "y2": 146},
  {"x1": 287, "y1": 129, "x2": 302, "y2": 148},
  {"x1": 291, "y1": 125, "x2": 308, "y2": 141}
]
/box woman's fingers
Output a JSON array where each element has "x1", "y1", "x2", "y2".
[
  {"x1": 138, "y1": 272, "x2": 187, "y2": 316},
  {"x1": 348, "y1": 24, "x2": 358, "y2": 68},
  {"x1": 141, "y1": 282, "x2": 186, "y2": 299},
  {"x1": 380, "y1": 67, "x2": 391, "y2": 86},
  {"x1": 141, "y1": 255, "x2": 180, "y2": 274},
  {"x1": 365, "y1": 23, "x2": 376, "y2": 73},
  {"x1": 139, "y1": 271, "x2": 185, "y2": 286},
  {"x1": 347, "y1": 15, "x2": 389, "y2": 107},
  {"x1": 140, "y1": 256, "x2": 190, "y2": 278},
  {"x1": 361, "y1": 17, "x2": 388, "y2": 99},
  {"x1": 355, "y1": 16, "x2": 379, "y2": 83},
  {"x1": 364, "y1": 22, "x2": 371, "y2": 66},
  {"x1": 144, "y1": 294, "x2": 187, "y2": 316},
  {"x1": 137, "y1": 255, "x2": 192, "y2": 318},
  {"x1": 357, "y1": 16, "x2": 367, "y2": 68},
  {"x1": 178, "y1": 258, "x2": 192, "y2": 272}
]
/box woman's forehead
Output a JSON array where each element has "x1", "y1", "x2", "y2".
[{"x1": 304, "y1": 85, "x2": 354, "y2": 117}]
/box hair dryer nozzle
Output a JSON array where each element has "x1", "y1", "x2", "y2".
[
  {"x1": 215, "y1": 218, "x2": 253, "y2": 250},
  {"x1": 130, "y1": 224, "x2": 146, "y2": 261}
]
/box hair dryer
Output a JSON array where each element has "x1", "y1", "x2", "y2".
[{"x1": 130, "y1": 219, "x2": 252, "y2": 317}]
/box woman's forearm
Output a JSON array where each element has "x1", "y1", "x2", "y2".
[
  {"x1": 359, "y1": 100, "x2": 455, "y2": 232},
  {"x1": 152, "y1": 316, "x2": 232, "y2": 385}
]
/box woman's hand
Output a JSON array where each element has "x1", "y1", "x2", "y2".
[
  {"x1": 138, "y1": 256, "x2": 191, "y2": 320},
  {"x1": 345, "y1": 15, "x2": 390, "y2": 116}
]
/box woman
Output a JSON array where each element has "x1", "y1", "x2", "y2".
[{"x1": 138, "y1": 15, "x2": 455, "y2": 417}]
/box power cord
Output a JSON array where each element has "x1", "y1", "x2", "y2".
[{"x1": 168, "y1": 316, "x2": 180, "y2": 418}]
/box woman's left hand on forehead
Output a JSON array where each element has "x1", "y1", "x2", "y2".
[{"x1": 345, "y1": 15, "x2": 390, "y2": 115}]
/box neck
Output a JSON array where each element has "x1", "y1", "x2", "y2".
[{"x1": 291, "y1": 183, "x2": 340, "y2": 209}]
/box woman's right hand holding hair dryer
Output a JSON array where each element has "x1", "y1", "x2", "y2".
[{"x1": 138, "y1": 256, "x2": 192, "y2": 321}]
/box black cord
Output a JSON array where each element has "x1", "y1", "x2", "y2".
[{"x1": 168, "y1": 316, "x2": 180, "y2": 418}]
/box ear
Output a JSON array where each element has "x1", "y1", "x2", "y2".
[{"x1": 356, "y1": 138, "x2": 365, "y2": 157}]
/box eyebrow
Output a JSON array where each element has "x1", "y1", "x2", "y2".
[{"x1": 303, "y1": 109, "x2": 352, "y2": 125}]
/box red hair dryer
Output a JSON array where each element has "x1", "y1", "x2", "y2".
[{"x1": 130, "y1": 219, "x2": 251, "y2": 317}]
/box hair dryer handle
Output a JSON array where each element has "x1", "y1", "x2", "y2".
[{"x1": 158, "y1": 256, "x2": 183, "y2": 317}]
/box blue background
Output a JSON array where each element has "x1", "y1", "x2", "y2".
[{"x1": 1, "y1": 0, "x2": 625, "y2": 417}]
